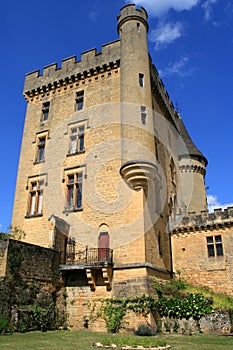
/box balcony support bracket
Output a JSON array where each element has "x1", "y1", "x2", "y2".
[
  {"x1": 86, "y1": 268, "x2": 96, "y2": 291},
  {"x1": 103, "y1": 267, "x2": 113, "y2": 291}
]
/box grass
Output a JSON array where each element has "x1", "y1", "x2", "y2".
[{"x1": 0, "y1": 331, "x2": 233, "y2": 350}]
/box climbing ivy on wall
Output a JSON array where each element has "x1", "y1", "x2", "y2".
[
  {"x1": 86, "y1": 295, "x2": 157, "y2": 333},
  {"x1": 85, "y1": 280, "x2": 213, "y2": 333}
]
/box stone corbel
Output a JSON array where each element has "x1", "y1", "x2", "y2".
[
  {"x1": 102, "y1": 267, "x2": 113, "y2": 291},
  {"x1": 86, "y1": 268, "x2": 96, "y2": 291}
]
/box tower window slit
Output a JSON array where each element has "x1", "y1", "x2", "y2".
[{"x1": 139, "y1": 73, "x2": 144, "y2": 87}]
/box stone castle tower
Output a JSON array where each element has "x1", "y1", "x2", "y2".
[{"x1": 11, "y1": 4, "x2": 210, "y2": 327}]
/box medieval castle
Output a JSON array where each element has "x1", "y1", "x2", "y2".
[{"x1": 1, "y1": 4, "x2": 232, "y2": 330}]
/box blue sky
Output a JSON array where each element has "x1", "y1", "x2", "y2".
[{"x1": 0, "y1": 0, "x2": 232, "y2": 231}]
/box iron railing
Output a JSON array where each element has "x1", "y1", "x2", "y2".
[{"x1": 65, "y1": 247, "x2": 113, "y2": 266}]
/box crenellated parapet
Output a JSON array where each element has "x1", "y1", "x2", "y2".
[
  {"x1": 150, "y1": 61, "x2": 178, "y2": 127},
  {"x1": 173, "y1": 207, "x2": 233, "y2": 234},
  {"x1": 23, "y1": 40, "x2": 121, "y2": 99},
  {"x1": 117, "y1": 4, "x2": 148, "y2": 34}
]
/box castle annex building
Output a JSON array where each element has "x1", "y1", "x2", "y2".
[{"x1": 6, "y1": 4, "x2": 233, "y2": 329}]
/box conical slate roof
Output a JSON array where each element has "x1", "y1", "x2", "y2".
[{"x1": 176, "y1": 116, "x2": 208, "y2": 166}]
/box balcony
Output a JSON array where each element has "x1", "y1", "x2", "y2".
[
  {"x1": 60, "y1": 247, "x2": 114, "y2": 291},
  {"x1": 64, "y1": 247, "x2": 113, "y2": 267}
]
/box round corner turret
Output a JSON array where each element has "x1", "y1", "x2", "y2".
[{"x1": 117, "y1": 4, "x2": 148, "y2": 34}]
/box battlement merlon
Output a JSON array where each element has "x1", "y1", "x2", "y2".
[
  {"x1": 172, "y1": 207, "x2": 233, "y2": 233},
  {"x1": 23, "y1": 40, "x2": 121, "y2": 96}
]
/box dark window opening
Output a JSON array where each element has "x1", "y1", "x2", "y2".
[
  {"x1": 76, "y1": 91, "x2": 84, "y2": 111},
  {"x1": 158, "y1": 232, "x2": 162, "y2": 256},
  {"x1": 139, "y1": 73, "x2": 144, "y2": 87},
  {"x1": 41, "y1": 102, "x2": 50, "y2": 122}
]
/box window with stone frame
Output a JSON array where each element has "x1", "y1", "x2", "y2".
[
  {"x1": 66, "y1": 172, "x2": 83, "y2": 211},
  {"x1": 76, "y1": 91, "x2": 84, "y2": 111},
  {"x1": 27, "y1": 179, "x2": 44, "y2": 217},
  {"x1": 206, "y1": 235, "x2": 223, "y2": 258},
  {"x1": 41, "y1": 102, "x2": 50, "y2": 122},
  {"x1": 36, "y1": 136, "x2": 46, "y2": 162},
  {"x1": 69, "y1": 126, "x2": 85, "y2": 154}
]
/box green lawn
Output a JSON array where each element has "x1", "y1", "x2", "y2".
[{"x1": 0, "y1": 331, "x2": 232, "y2": 350}]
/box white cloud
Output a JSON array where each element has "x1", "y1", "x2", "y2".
[
  {"x1": 202, "y1": 0, "x2": 217, "y2": 20},
  {"x1": 150, "y1": 22, "x2": 183, "y2": 49},
  {"x1": 207, "y1": 194, "x2": 233, "y2": 212},
  {"x1": 158, "y1": 56, "x2": 194, "y2": 77},
  {"x1": 126, "y1": 0, "x2": 200, "y2": 17}
]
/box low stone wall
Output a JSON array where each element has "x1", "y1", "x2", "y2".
[{"x1": 160, "y1": 309, "x2": 232, "y2": 334}]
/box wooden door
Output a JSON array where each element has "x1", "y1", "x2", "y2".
[{"x1": 98, "y1": 232, "x2": 109, "y2": 261}]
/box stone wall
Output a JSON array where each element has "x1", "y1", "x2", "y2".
[
  {"x1": 0, "y1": 238, "x2": 62, "y2": 327},
  {"x1": 6, "y1": 239, "x2": 60, "y2": 282},
  {"x1": 172, "y1": 207, "x2": 233, "y2": 296},
  {"x1": 160, "y1": 309, "x2": 232, "y2": 334}
]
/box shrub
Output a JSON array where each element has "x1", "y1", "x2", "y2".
[
  {"x1": 135, "y1": 323, "x2": 156, "y2": 336},
  {"x1": 157, "y1": 293, "x2": 212, "y2": 320},
  {"x1": 0, "y1": 317, "x2": 9, "y2": 334}
]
